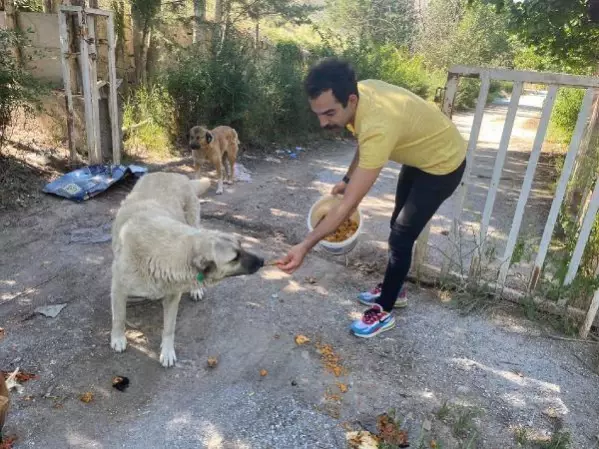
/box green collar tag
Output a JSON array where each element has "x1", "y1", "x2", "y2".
[{"x1": 196, "y1": 272, "x2": 205, "y2": 283}]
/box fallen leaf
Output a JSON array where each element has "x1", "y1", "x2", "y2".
[
  {"x1": 337, "y1": 382, "x2": 348, "y2": 393},
  {"x1": 0, "y1": 328, "x2": 5, "y2": 340},
  {"x1": 0, "y1": 435, "x2": 18, "y2": 449},
  {"x1": 79, "y1": 391, "x2": 93, "y2": 403},
  {"x1": 2, "y1": 370, "x2": 38, "y2": 383},
  {"x1": 294, "y1": 334, "x2": 310, "y2": 345},
  {"x1": 377, "y1": 413, "x2": 410, "y2": 447},
  {"x1": 430, "y1": 440, "x2": 438, "y2": 449},
  {"x1": 207, "y1": 357, "x2": 218, "y2": 368},
  {"x1": 259, "y1": 369, "x2": 268, "y2": 377}
]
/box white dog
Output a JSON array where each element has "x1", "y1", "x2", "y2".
[{"x1": 110, "y1": 172, "x2": 264, "y2": 367}]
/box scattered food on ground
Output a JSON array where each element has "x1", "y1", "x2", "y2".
[
  {"x1": 315, "y1": 342, "x2": 346, "y2": 377},
  {"x1": 346, "y1": 431, "x2": 379, "y2": 449},
  {"x1": 259, "y1": 369, "x2": 268, "y2": 377},
  {"x1": 294, "y1": 334, "x2": 310, "y2": 345},
  {"x1": 336, "y1": 382, "x2": 348, "y2": 393},
  {"x1": 207, "y1": 357, "x2": 218, "y2": 368},
  {"x1": 79, "y1": 392, "x2": 93, "y2": 403}
]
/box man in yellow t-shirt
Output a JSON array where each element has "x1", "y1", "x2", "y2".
[{"x1": 278, "y1": 58, "x2": 466, "y2": 338}]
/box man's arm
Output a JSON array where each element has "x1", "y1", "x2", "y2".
[
  {"x1": 345, "y1": 145, "x2": 360, "y2": 179},
  {"x1": 300, "y1": 165, "x2": 382, "y2": 252}
]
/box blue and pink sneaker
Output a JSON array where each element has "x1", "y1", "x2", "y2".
[
  {"x1": 357, "y1": 283, "x2": 408, "y2": 308},
  {"x1": 350, "y1": 304, "x2": 396, "y2": 338}
]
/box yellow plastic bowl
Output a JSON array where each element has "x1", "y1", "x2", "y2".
[{"x1": 307, "y1": 194, "x2": 363, "y2": 255}]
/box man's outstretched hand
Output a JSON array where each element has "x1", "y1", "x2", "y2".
[
  {"x1": 331, "y1": 181, "x2": 347, "y2": 195},
  {"x1": 276, "y1": 244, "x2": 308, "y2": 274}
]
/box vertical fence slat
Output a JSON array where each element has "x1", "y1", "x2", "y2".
[
  {"x1": 86, "y1": 12, "x2": 102, "y2": 164},
  {"x1": 580, "y1": 288, "x2": 599, "y2": 339},
  {"x1": 528, "y1": 87, "x2": 595, "y2": 291},
  {"x1": 78, "y1": 9, "x2": 97, "y2": 163},
  {"x1": 107, "y1": 12, "x2": 121, "y2": 165},
  {"x1": 58, "y1": 10, "x2": 77, "y2": 164},
  {"x1": 474, "y1": 81, "x2": 523, "y2": 265},
  {"x1": 442, "y1": 75, "x2": 491, "y2": 275},
  {"x1": 497, "y1": 85, "x2": 559, "y2": 287},
  {"x1": 563, "y1": 176, "x2": 599, "y2": 286}
]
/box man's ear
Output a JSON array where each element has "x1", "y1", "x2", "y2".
[{"x1": 206, "y1": 132, "x2": 213, "y2": 144}]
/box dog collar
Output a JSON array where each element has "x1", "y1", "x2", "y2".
[{"x1": 196, "y1": 272, "x2": 205, "y2": 283}]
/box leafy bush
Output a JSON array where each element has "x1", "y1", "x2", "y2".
[
  {"x1": 161, "y1": 34, "x2": 321, "y2": 148},
  {"x1": 122, "y1": 84, "x2": 175, "y2": 157},
  {"x1": 548, "y1": 88, "x2": 585, "y2": 144},
  {"x1": 0, "y1": 29, "x2": 43, "y2": 155},
  {"x1": 343, "y1": 43, "x2": 441, "y2": 99}
]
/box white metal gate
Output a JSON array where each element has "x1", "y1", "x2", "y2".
[{"x1": 414, "y1": 65, "x2": 599, "y2": 337}]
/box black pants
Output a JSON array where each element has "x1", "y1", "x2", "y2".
[{"x1": 377, "y1": 159, "x2": 466, "y2": 311}]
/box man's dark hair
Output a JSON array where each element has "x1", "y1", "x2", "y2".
[{"x1": 304, "y1": 58, "x2": 358, "y2": 107}]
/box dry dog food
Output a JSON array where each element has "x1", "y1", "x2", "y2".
[{"x1": 323, "y1": 218, "x2": 358, "y2": 243}]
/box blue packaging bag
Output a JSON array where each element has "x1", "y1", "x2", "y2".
[{"x1": 43, "y1": 164, "x2": 147, "y2": 202}]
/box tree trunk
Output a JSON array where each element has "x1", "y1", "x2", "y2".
[
  {"x1": 215, "y1": 0, "x2": 223, "y2": 23},
  {"x1": 255, "y1": 20, "x2": 260, "y2": 47},
  {"x1": 192, "y1": 0, "x2": 206, "y2": 44},
  {"x1": 42, "y1": 0, "x2": 53, "y2": 13}
]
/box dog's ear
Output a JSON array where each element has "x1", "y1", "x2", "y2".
[
  {"x1": 192, "y1": 253, "x2": 216, "y2": 274},
  {"x1": 212, "y1": 238, "x2": 238, "y2": 266},
  {"x1": 206, "y1": 132, "x2": 213, "y2": 144}
]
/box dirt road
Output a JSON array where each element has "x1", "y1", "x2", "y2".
[{"x1": 1, "y1": 95, "x2": 598, "y2": 448}]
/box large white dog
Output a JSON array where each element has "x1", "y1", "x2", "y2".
[{"x1": 110, "y1": 172, "x2": 264, "y2": 367}]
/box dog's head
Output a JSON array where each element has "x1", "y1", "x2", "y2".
[
  {"x1": 191, "y1": 231, "x2": 264, "y2": 285},
  {"x1": 188, "y1": 126, "x2": 213, "y2": 150}
]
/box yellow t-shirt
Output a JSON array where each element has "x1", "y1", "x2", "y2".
[{"x1": 346, "y1": 80, "x2": 466, "y2": 175}]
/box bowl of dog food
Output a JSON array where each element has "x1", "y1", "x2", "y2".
[{"x1": 307, "y1": 194, "x2": 363, "y2": 255}]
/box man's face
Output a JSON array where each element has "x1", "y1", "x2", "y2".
[{"x1": 309, "y1": 89, "x2": 358, "y2": 130}]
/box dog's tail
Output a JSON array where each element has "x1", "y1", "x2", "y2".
[{"x1": 190, "y1": 177, "x2": 211, "y2": 197}]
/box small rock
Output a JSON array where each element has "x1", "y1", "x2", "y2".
[
  {"x1": 291, "y1": 380, "x2": 298, "y2": 386},
  {"x1": 35, "y1": 304, "x2": 67, "y2": 318},
  {"x1": 423, "y1": 419, "x2": 432, "y2": 431}
]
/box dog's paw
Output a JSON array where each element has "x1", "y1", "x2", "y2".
[
  {"x1": 215, "y1": 187, "x2": 224, "y2": 195},
  {"x1": 189, "y1": 286, "x2": 206, "y2": 301},
  {"x1": 225, "y1": 179, "x2": 233, "y2": 185},
  {"x1": 111, "y1": 334, "x2": 127, "y2": 352},
  {"x1": 159, "y1": 347, "x2": 177, "y2": 368}
]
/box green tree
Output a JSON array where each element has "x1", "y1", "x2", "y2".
[
  {"x1": 481, "y1": 0, "x2": 599, "y2": 71},
  {"x1": 323, "y1": 0, "x2": 415, "y2": 47},
  {"x1": 417, "y1": 0, "x2": 514, "y2": 70}
]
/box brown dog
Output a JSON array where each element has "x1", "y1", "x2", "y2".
[{"x1": 188, "y1": 125, "x2": 240, "y2": 195}]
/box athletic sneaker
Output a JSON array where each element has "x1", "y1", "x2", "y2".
[
  {"x1": 350, "y1": 304, "x2": 396, "y2": 338},
  {"x1": 357, "y1": 283, "x2": 408, "y2": 308}
]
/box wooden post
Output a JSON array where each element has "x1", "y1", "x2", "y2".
[
  {"x1": 107, "y1": 12, "x2": 121, "y2": 164},
  {"x1": 86, "y1": 11, "x2": 103, "y2": 164},
  {"x1": 58, "y1": 10, "x2": 78, "y2": 163}
]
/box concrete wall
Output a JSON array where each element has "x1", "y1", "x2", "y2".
[{"x1": 19, "y1": 12, "x2": 62, "y2": 84}]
